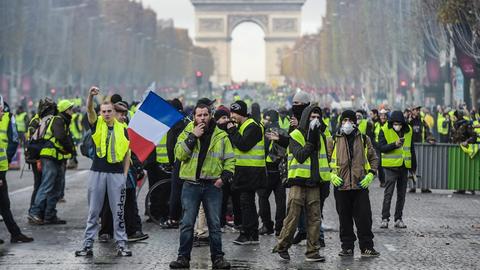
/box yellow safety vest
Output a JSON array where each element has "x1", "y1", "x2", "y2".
[
  {"x1": 323, "y1": 117, "x2": 332, "y2": 138},
  {"x1": 287, "y1": 129, "x2": 330, "y2": 181},
  {"x1": 374, "y1": 122, "x2": 383, "y2": 142},
  {"x1": 0, "y1": 113, "x2": 10, "y2": 171},
  {"x1": 278, "y1": 116, "x2": 290, "y2": 131},
  {"x1": 156, "y1": 134, "x2": 169, "y2": 164},
  {"x1": 474, "y1": 120, "x2": 480, "y2": 143},
  {"x1": 358, "y1": 119, "x2": 368, "y2": 135},
  {"x1": 15, "y1": 112, "x2": 27, "y2": 133},
  {"x1": 70, "y1": 113, "x2": 83, "y2": 141},
  {"x1": 381, "y1": 125, "x2": 413, "y2": 168},
  {"x1": 234, "y1": 118, "x2": 265, "y2": 167},
  {"x1": 91, "y1": 116, "x2": 129, "y2": 163},
  {"x1": 460, "y1": 143, "x2": 479, "y2": 159},
  {"x1": 40, "y1": 116, "x2": 72, "y2": 160},
  {"x1": 437, "y1": 114, "x2": 448, "y2": 135}
]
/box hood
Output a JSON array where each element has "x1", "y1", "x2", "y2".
[
  {"x1": 389, "y1": 111, "x2": 406, "y2": 124},
  {"x1": 298, "y1": 105, "x2": 322, "y2": 133}
]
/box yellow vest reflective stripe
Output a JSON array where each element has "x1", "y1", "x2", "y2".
[
  {"x1": 358, "y1": 119, "x2": 368, "y2": 135},
  {"x1": 287, "y1": 129, "x2": 330, "y2": 181},
  {"x1": 156, "y1": 135, "x2": 169, "y2": 164},
  {"x1": 234, "y1": 118, "x2": 265, "y2": 167},
  {"x1": 0, "y1": 112, "x2": 10, "y2": 148},
  {"x1": 0, "y1": 114, "x2": 9, "y2": 171},
  {"x1": 15, "y1": 112, "x2": 27, "y2": 132},
  {"x1": 437, "y1": 114, "x2": 448, "y2": 135},
  {"x1": 91, "y1": 117, "x2": 129, "y2": 163},
  {"x1": 40, "y1": 116, "x2": 72, "y2": 160},
  {"x1": 329, "y1": 135, "x2": 371, "y2": 172},
  {"x1": 381, "y1": 125, "x2": 413, "y2": 168}
]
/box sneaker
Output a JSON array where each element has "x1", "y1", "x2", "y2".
[
  {"x1": 98, "y1": 234, "x2": 112, "y2": 243},
  {"x1": 292, "y1": 232, "x2": 306, "y2": 245},
  {"x1": 116, "y1": 245, "x2": 133, "y2": 257},
  {"x1": 272, "y1": 246, "x2": 290, "y2": 260},
  {"x1": 212, "y1": 255, "x2": 231, "y2": 269},
  {"x1": 128, "y1": 231, "x2": 149, "y2": 242},
  {"x1": 233, "y1": 234, "x2": 251, "y2": 245},
  {"x1": 361, "y1": 248, "x2": 380, "y2": 257},
  {"x1": 259, "y1": 225, "x2": 274, "y2": 235},
  {"x1": 338, "y1": 249, "x2": 354, "y2": 257},
  {"x1": 394, "y1": 220, "x2": 407, "y2": 229},
  {"x1": 453, "y1": 190, "x2": 466, "y2": 195},
  {"x1": 408, "y1": 188, "x2": 416, "y2": 193},
  {"x1": 170, "y1": 256, "x2": 190, "y2": 269},
  {"x1": 305, "y1": 253, "x2": 326, "y2": 262},
  {"x1": 380, "y1": 219, "x2": 388, "y2": 229},
  {"x1": 10, "y1": 234, "x2": 34, "y2": 243},
  {"x1": 27, "y1": 214, "x2": 44, "y2": 225},
  {"x1": 249, "y1": 234, "x2": 259, "y2": 244},
  {"x1": 44, "y1": 217, "x2": 67, "y2": 225},
  {"x1": 193, "y1": 236, "x2": 210, "y2": 247},
  {"x1": 421, "y1": 189, "x2": 432, "y2": 193},
  {"x1": 75, "y1": 246, "x2": 93, "y2": 257}
]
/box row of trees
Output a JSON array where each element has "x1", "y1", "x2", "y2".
[
  {"x1": 281, "y1": 0, "x2": 480, "y2": 109},
  {"x1": 0, "y1": 0, "x2": 214, "y2": 104}
]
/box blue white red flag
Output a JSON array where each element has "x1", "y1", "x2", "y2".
[{"x1": 127, "y1": 91, "x2": 184, "y2": 162}]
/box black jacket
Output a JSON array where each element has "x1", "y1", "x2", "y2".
[{"x1": 228, "y1": 118, "x2": 266, "y2": 191}]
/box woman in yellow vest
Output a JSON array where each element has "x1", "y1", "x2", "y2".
[
  {"x1": 273, "y1": 105, "x2": 328, "y2": 262},
  {"x1": 377, "y1": 111, "x2": 416, "y2": 230}
]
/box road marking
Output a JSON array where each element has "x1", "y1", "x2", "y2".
[
  {"x1": 384, "y1": 244, "x2": 397, "y2": 251},
  {"x1": 9, "y1": 170, "x2": 89, "y2": 196}
]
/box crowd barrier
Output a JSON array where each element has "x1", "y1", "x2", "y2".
[{"x1": 415, "y1": 143, "x2": 480, "y2": 190}]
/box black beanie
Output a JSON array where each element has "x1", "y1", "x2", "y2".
[
  {"x1": 214, "y1": 108, "x2": 230, "y2": 121},
  {"x1": 230, "y1": 100, "x2": 248, "y2": 117},
  {"x1": 340, "y1": 110, "x2": 356, "y2": 122}
]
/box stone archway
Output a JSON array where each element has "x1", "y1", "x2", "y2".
[{"x1": 191, "y1": 0, "x2": 306, "y2": 85}]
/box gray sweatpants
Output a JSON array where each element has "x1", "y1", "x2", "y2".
[{"x1": 83, "y1": 171, "x2": 127, "y2": 247}]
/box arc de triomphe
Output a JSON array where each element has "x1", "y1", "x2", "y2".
[{"x1": 191, "y1": 0, "x2": 306, "y2": 85}]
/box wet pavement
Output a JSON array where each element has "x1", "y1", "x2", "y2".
[{"x1": 1, "y1": 156, "x2": 480, "y2": 269}]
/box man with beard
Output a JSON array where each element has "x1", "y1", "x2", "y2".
[
  {"x1": 29, "y1": 99, "x2": 75, "y2": 225},
  {"x1": 169, "y1": 103, "x2": 234, "y2": 269}
]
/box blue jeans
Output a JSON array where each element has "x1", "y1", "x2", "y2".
[
  {"x1": 29, "y1": 158, "x2": 65, "y2": 220},
  {"x1": 178, "y1": 181, "x2": 224, "y2": 260}
]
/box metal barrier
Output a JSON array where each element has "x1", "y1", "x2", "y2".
[{"x1": 415, "y1": 143, "x2": 480, "y2": 190}]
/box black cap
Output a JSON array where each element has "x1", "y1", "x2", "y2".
[
  {"x1": 230, "y1": 100, "x2": 248, "y2": 117},
  {"x1": 340, "y1": 110, "x2": 356, "y2": 122}
]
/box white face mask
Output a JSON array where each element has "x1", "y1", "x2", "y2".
[
  {"x1": 341, "y1": 121, "x2": 355, "y2": 135},
  {"x1": 393, "y1": 124, "x2": 402, "y2": 132}
]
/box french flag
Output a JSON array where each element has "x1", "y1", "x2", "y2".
[{"x1": 127, "y1": 91, "x2": 184, "y2": 162}]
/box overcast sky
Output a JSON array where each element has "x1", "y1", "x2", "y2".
[{"x1": 142, "y1": 0, "x2": 325, "y2": 81}]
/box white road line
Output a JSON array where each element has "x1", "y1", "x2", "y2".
[
  {"x1": 9, "y1": 170, "x2": 89, "y2": 196},
  {"x1": 384, "y1": 244, "x2": 397, "y2": 251}
]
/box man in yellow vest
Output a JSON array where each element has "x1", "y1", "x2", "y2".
[
  {"x1": 227, "y1": 100, "x2": 266, "y2": 245},
  {"x1": 437, "y1": 110, "x2": 451, "y2": 143},
  {"x1": 28, "y1": 99, "x2": 75, "y2": 225},
  {"x1": 272, "y1": 105, "x2": 328, "y2": 262},
  {"x1": 169, "y1": 103, "x2": 234, "y2": 269},
  {"x1": 0, "y1": 98, "x2": 34, "y2": 244},
  {"x1": 378, "y1": 111, "x2": 416, "y2": 229},
  {"x1": 327, "y1": 110, "x2": 380, "y2": 258},
  {"x1": 75, "y1": 86, "x2": 132, "y2": 257},
  {"x1": 15, "y1": 105, "x2": 28, "y2": 146}
]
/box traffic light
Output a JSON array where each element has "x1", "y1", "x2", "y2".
[{"x1": 195, "y1": 70, "x2": 203, "y2": 86}]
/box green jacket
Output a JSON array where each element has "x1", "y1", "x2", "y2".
[{"x1": 175, "y1": 122, "x2": 235, "y2": 182}]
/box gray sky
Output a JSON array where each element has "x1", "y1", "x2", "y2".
[{"x1": 142, "y1": 0, "x2": 325, "y2": 81}]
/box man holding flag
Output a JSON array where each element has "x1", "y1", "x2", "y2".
[{"x1": 75, "y1": 87, "x2": 132, "y2": 257}]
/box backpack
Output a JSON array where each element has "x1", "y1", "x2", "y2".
[
  {"x1": 25, "y1": 115, "x2": 54, "y2": 163},
  {"x1": 80, "y1": 129, "x2": 95, "y2": 159}
]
